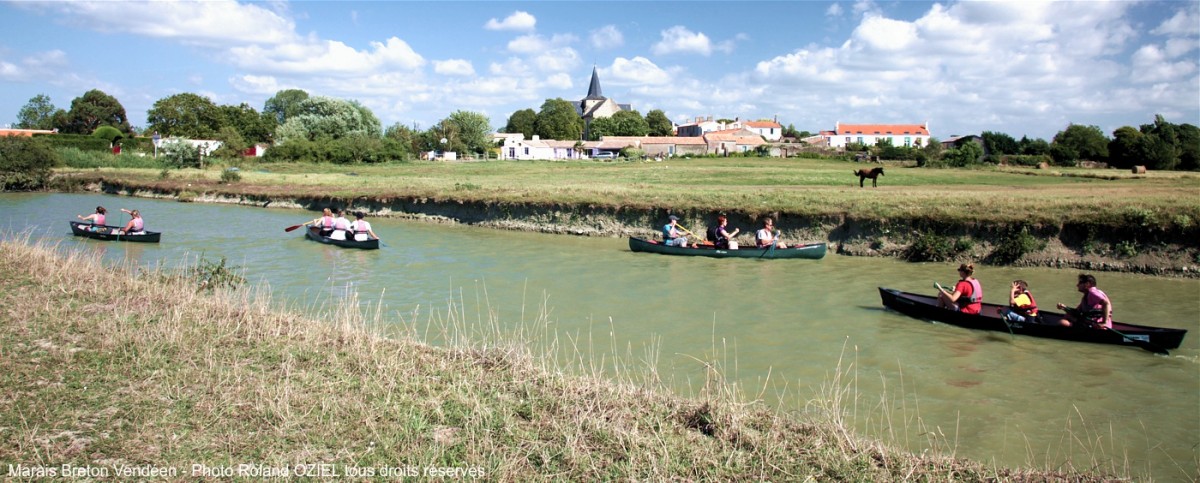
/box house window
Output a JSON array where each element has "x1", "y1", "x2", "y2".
[
  {"x1": 524, "y1": 147, "x2": 529, "y2": 155},
  {"x1": 857, "y1": 137, "x2": 863, "y2": 144},
  {"x1": 845, "y1": 137, "x2": 851, "y2": 145},
  {"x1": 904, "y1": 137, "x2": 911, "y2": 147}
]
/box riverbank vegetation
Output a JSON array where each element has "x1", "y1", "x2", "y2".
[{"x1": 0, "y1": 238, "x2": 1123, "y2": 480}]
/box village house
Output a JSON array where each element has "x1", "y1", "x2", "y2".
[
  {"x1": 822, "y1": 122, "x2": 931, "y2": 149},
  {"x1": 578, "y1": 67, "x2": 630, "y2": 141}
]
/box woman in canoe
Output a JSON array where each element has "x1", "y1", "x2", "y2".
[
  {"x1": 76, "y1": 206, "x2": 107, "y2": 231},
  {"x1": 114, "y1": 208, "x2": 144, "y2": 235},
  {"x1": 936, "y1": 263, "x2": 982, "y2": 314},
  {"x1": 349, "y1": 212, "x2": 380, "y2": 241},
  {"x1": 309, "y1": 208, "x2": 335, "y2": 236}
]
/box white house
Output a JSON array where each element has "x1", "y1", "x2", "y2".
[
  {"x1": 676, "y1": 116, "x2": 725, "y2": 137},
  {"x1": 824, "y1": 122, "x2": 931, "y2": 149},
  {"x1": 739, "y1": 120, "x2": 783, "y2": 142}
]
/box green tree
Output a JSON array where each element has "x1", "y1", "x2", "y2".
[
  {"x1": 274, "y1": 96, "x2": 383, "y2": 144},
  {"x1": 58, "y1": 89, "x2": 131, "y2": 134},
  {"x1": 0, "y1": 136, "x2": 59, "y2": 190},
  {"x1": 1049, "y1": 143, "x2": 1078, "y2": 166},
  {"x1": 16, "y1": 94, "x2": 57, "y2": 130},
  {"x1": 606, "y1": 110, "x2": 649, "y2": 138},
  {"x1": 645, "y1": 109, "x2": 673, "y2": 136},
  {"x1": 212, "y1": 126, "x2": 248, "y2": 159},
  {"x1": 91, "y1": 125, "x2": 125, "y2": 144},
  {"x1": 384, "y1": 122, "x2": 419, "y2": 158},
  {"x1": 586, "y1": 117, "x2": 617, "y2": 140},
  {"x1": 981, "y1": 131, "x2": 1019, "y2": 155},
  {"x1": 503, "y1": 108, "x2": 537, "y2": 137},
  {"x1": 942, "y1": 141, "x2": 983, "y2": 167},
  {"x1": 1052, "y1": 124, "x2": 1108, "y2": 162},
  {"x1": 147, "y1": 93, "x2": 223, "y2": 138},
  {"x1": 446, "y1": 110, "x2": 492, "y2": 154},
  {"x1": 1107, "y1": 126, "x2": 1143, "y2": 169},
  {"x1": 1176, "y1": 123, "x2": 1200, "y2": 171},
  {"x1": 219, "y1": 103, "x2": 276, "y2": 144},
  {"x1": 1018, "y1": 136, "x2": 1050, "y2": 155},
  {"x1": 263, "y1": 89, "x2": 310, "y2": 125},
  {"x1": 533, "y1": 98, "x2": 583, "y2": 141}
]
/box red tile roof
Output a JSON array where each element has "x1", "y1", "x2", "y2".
[
  {"x1": 836, "y1": 124, "x2": 928, "y2": 135},
  {"x1": 744, "y1": 121, "x2": 782, "y2": 128}
]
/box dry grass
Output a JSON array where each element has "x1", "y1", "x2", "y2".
[{"x1": 0, "y1": 237, "x2": 1128, "y2": 481}]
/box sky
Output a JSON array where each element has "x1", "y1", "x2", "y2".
[{"x1": 1, "y1": 0, "x2": 1197, "y2": 141}]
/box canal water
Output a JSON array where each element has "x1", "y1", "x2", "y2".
[{"x1": 3, "y1": 193, "x2": 1197, "y2": 479}]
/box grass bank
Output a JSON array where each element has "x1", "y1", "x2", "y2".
[
  {"x1": 54, "y1": 157, "x2": 1200, "y2": 276},
  {"x1": 0, "y1": 238, "x2": 1115, "y2": 481}
]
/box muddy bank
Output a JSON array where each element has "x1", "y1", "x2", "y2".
[{"x1": 72, "y1": 180, "x2": 1200, "y2": 278}]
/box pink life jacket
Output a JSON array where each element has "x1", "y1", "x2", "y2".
[
  {"x1": 131, "y1": 218, "x2": 144, "y2": 232},
  {"x1": 94, "y1": 214, "x2": 105, "y2": 225},
  {"x1": 320, "y1": 215, "x2": 334, "y2": 228}
]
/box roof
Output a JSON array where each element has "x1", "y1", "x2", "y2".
[
  {"x1": 0, "y1": 129, "x2": 56, "y2": 137},
  {"x1": 584, "y1": 66, "x2": 605, "y2": 100},
  {"x1": 836, "y1": 123, "x2": 929, "y2": 136},
  {"x1": 706, "y1": 133, "x2": 765, "y2": 145},
  {"x1": 744, "y1": 121, "x2": 782, "y2": 129},
  {"x1": 707, "y1": 128, "x2": 760, "y2": 138},
  {"x1": 600, "y1": 136, "x2": 707, "y2": 145}
]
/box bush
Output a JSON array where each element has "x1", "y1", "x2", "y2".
[
  {"x1": 57, "y1": 147, "x2": 162, "y2": 169},
  {"x1": 905, "y1": 231, "x2": 959, "y2": 262},
  {"x1": 219, "y1": 168, "x2": 241, "y2": 184},
  {"x1": 999, "y1": 154, "x2": 1051, "y2": 167},
  {"x1": 160, "y1": 139, "x2": 201, "y2": 169},
  {"x1": 989, "y1": 226, "x2": 1044, "y2": 264},
  {"x1": 92, "y1": 125, "x2": 125, "y2": 144},
  {"x1": 32, "y1": 133, "x2": 109, "y2": 152},
  {"x1": 619, "y1": 147, "x2": 645, "y2": 160},
  {"x1": 1, "y1": 136, "x2": 59, "y2": 190}
]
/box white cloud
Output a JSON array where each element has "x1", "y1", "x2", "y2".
[
  {"x1": 434, "y1": 59, "x2": 476, "y2": 77},
  {"x1": 485, "y1": 11, "x2": 536, "y2": 31},
  {"x1": 607, "y1": 57, "x2": 671, "y2": 85},
  {"x1": 1151, "y1": 7, "x2": 1199, "y2": 36},
  {"x1": 1130, "y1": 44, "x2": 1197, "y2": 84},
  {"x1": 852, "y1": 15, "x2": 918, "y2": 52},
  {"x1": 229, "y1": 36, "x2": 424, "y2": 75},
  {"x1": 826, "y1": 3, "x2": 843, "y2": 17},
  {"x1": 652, "y1": 26, "x2": 712, "y2": 56},
  {"x1": 19, "y1": 0, "x2": 296, "y2": 46},
  {"x1": 544, "y1": 73, "x2": 573, "y2": 90},
  {"x1": 0, "y1": 49, "x2": 69, "y2": 82},
  {"x1": 507, "y1": 33, "x2": 576, "y2": 54},
  {"x1": 531, "y1": 48, "x2": 580, "y2": 72},
  {"x1": 590, "y1": 25, "x2": 623, "y2": 49},
  {"x1": 230, "y1": 74, "x2": 281, "y2": 94}
]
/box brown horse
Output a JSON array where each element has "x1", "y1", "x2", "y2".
[{"x1": 855, "y1": 167, "x2": 884, "y2": 187}]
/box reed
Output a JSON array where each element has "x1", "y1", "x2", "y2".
[{"x1": 0, "y1": 237, "x2": 1137, "y2": 480}]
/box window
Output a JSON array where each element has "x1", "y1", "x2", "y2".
[
  {"x1": 845, "y1": 137, "x2": 851, "y2": 145},
  {"x1": 904, "y1": 137, "x2": 911, "y2": 147},
  {"x1": 857, "y1": 137, "x2": 863, "y2": 144},
  {"x1": 524, "y1": 147, "x2": 529, "y2": 155}
]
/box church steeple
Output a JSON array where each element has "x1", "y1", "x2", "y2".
[{"x1": 584, "y1": 66, "x2": 605, "y2": 100}]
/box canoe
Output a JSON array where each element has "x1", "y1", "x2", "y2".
[
  {"x1": 628, "y1": 237, "x2": 826, "y2": 259},
  {"x1": 304, "y1": 226, "x2": 379, "y2": 250},
  {"x1": 69, "y1": 221, "x2": 161, "y2": 243},
  {"x1": 878, "y1": 287, "x2": 1186, "y2": 354}
]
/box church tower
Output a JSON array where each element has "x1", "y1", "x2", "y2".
[{"x1": 578, "y1": 66, "x2": 626, "y2": 140}]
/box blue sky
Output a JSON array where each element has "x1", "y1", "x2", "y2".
[{"x1": 1, "y1": 1, "x2": 1197, "y2": 141}]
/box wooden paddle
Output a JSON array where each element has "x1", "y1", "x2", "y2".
[{"x1": 284, "y1": 223, "x2": 308, "y2": 233}]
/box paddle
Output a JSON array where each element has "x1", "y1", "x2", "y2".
[
  {"x1": 284, "y1": 223, "x2": 308, "y2": 233},
  {"x1": 1107, "y1": 327, "x2": 1169, "y2": 355}
]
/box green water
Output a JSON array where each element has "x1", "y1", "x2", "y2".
[{"x1": 4, "y1": 193, "x2": 1197, "y2": 480}]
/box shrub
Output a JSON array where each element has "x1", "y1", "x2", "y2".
[
  {"x1": 57, "y1": 147, "x2": 162, "y2": 169},
  {"x1": 905, "y1": 231, "x2": 958, "y2": 262},
  {"x1": 1115, "y1": 240, "x2": 1138, "y2": 258},
  {"x1": 32, "y1": 133, "x2": 109, "y2": 152},
  {"x1": 92, "y1": 125, "x2": 125, "y2": 144},
  {"x1": 160, "y1": 139, "x2": 201, "y2": 169},
  {"x1": 990, "y1": 226, "x2": 1045, "y2": 264},
  {"x1": 619, "y1": 147, "x2": 645, "y2": 160},
  {"x1": 0, "y1": 136, "x2": 59, "y2": 190},
  {"x1": 219, "y1": 168, "x2": 241, "y2": 184}
]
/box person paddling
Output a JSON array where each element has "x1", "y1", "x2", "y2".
[
  {"x1": 1056, "y1": 274, "x2": 1113, "y2": 329},
  {"x1": 936, "y1": 263, "x2": 982, "y2": 314},
  {"x1": 309, "y1": 208, "x2": 335, "y2": 236},
  {"x1": 348, "y1": 212, "x2": 379, "y2": 241},
  {"x1": 76, "y1": 206, "x2": 107, "y2": 231},
  {"x1": 114, "y1": 208, "x2": 144, "y2": 235}
]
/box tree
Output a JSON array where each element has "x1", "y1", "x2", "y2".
[
  {"x1": 446, "y1": 110, "x2": 492, "y2": 154},
  {"x1": 263, "y1": 89, "x2": 309, "y2": 125},
  {"x1": 1107, "y1": 126, "x2": 1143, "y2": 169},
  {"x1": 274, "y1": 96, "x2": 383, "y2": 144},
  {"x1": 1176, "y1": 123, "x2": 1200, "y2": 171},
  {"x1": 645, "y1": 109, "x2": 673, "y2": 137},
  {"x1": 384, "y1": 122, "x2": 419, "y2": 158},
  {"x1": 1018, "y1": 136, "x2": 1050, "y2": 155},
  {"x1": 219, "y1": 103, "x2": 276, "y2": 144},
  {"x1": 942, "y1": 141, "x2": 983, "y2": 167},
  {"x1": 146, "y1": 93, "x2": 222, "y2": 138},
  {"x1": 159, "y1": 139, "x2": 201, "y2": 168},
  {"x1": 1052, "y1": 124, "x2": 1108, "y2": 162},
  {"x1": 16, "y1": 94, "x2": 57, "y2": 130},
  {"x1": 586, "y1": 117, "x2": 617, "y2": 140},
  {"x1": 981, "y1": 131, "x2": 1019, "y2": 156},
  {"x1": 0, "y1": 136, "x2": 59, "y2": 190},
  {"x1": 503, "y1": 108, "x2": 536, "y2": 137},
  {"x1": 58, "y1": 89, "x2": 130, "y2": 134},
  {"x1": 608, "y1": 110, "x2": 649, "y2": 138},
  {"x1": 533, "y1": 98, "x2": 583, "y2": 141},
  {"x1": 212, "y1": 126, "x2": 248, "y2": 159}
]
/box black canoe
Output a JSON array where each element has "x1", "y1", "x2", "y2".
[
  {"x1": 69, "y1": 221, "x2": 161, "y2": 243},
  {"x1": 629, "y1": 237, "x2": 826, "y2": 259},
  {"x1": 304, "y1": 226, "x2": 379, "y2": 250},
  {"x1": 878, "y1": 287, "x2": 1186, "y2": 354}
]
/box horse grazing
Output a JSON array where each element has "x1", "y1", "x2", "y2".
[{"x1": 855, "y1": 167, "x2": 884, "y2": 188}]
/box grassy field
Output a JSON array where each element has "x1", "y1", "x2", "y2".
[
  {"x1": 59, "y1": 157, "x2": 1200, "y2": 230},
  {"x1": 0, "y1": 237, "x2": 1126, "y2": 481}
]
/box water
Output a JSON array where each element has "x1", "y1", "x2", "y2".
[{"x1": 4, "y1": 193, "x2": 1198, "y2": 479}]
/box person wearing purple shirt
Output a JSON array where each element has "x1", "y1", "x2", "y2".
[{"x1": 1056, "y1": 273, "x2": 1113, "y2": 328}]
